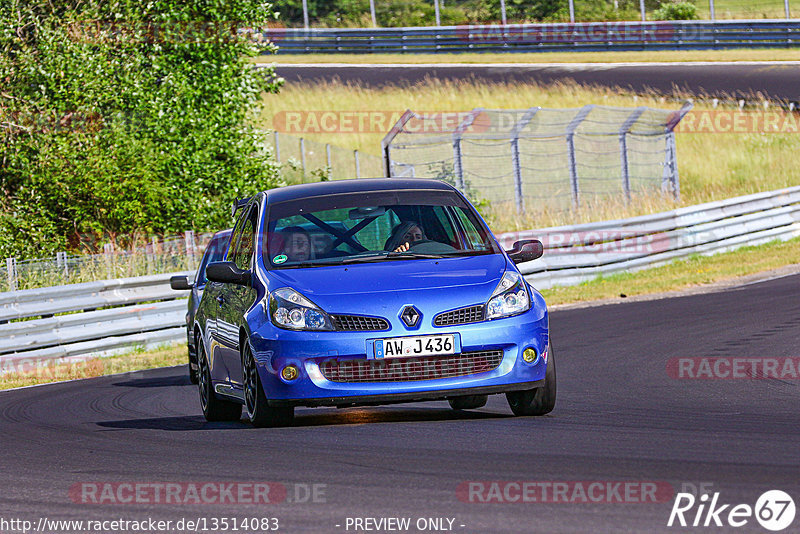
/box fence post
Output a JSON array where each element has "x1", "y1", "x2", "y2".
[
  {"x1": 103, "y1": 243, "x2": 114, "y2": 279},
  {"x1": 56, "y1": 251, "x2": 69, "y2": 280},
  {"x1": 274, "y1": 131, "x2": 281, "y2": 162},
  {"x1": 500, "y1": 0, "x2": 507, "y2": 25},
  {"x1": 184, "y1": 230, "x2": 196, "y2": 271},
  {"x1": 382, "y1": 110, "x2": 416, "y2": 178},
  {"x1": 509, "y1": 107, "x2": 541, "y2": 214},
  {"x1": 434, "y1": 0, "x2": 441, "y2": 26},
  {"x1": 709, "y1": 0, "x2": 715, "y2": 21},
  {"x1": 785, "y1": 0, "x2": 790, "y2": 19},
  {"x1": 663, "y1": 101, "x2": 693, "y2": 202},
  {"x1": 564, "y1": 105, "x2": 595, "y2": 209},
  {"x1": 6, "y1": 257, "x2": 17, "y2": 292},
  {"x1": 326, "y1": 143, "x2": 332, "y2": 171},
  {"x1": 619, "y1": 107, "x2": 647, "y2": 203},
  {"x1": 639, "y1": 0, "x2": 646, "y2": 21},
  {"x1": 354, "y1": 150, "x2": 361, "y2": 178},
  {"x1": 452, "y1": 108, "x2": 484, "y2": 192},
  {"x1": 568, "y1": 0, "x2": 575, "y2": 22},
  {"x1": 300, "y1": 137, "x2": 306, "y2": 178}
]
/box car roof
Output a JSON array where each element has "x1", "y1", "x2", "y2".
[{"x1": 263, "y1": 179, "x2": 456, "y2": 205}]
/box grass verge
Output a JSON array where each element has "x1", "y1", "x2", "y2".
[
  {"x1": 0, "y1": 344, "x2": 186, "y2": 391},
  {"x1": 259, "y1": 48, "x2": 800, "y2": 64},
  {"x1": 541, "y1": 236, "x2": 800, "y2": 306},
  {"x1": 262, "y1": 78, "x2": 800, "y2": 230}
]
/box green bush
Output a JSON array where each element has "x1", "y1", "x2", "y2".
[
  {"x1": 0, "y1": 0, "x2": 283, "y2": 259},
  {"x1": 653, "y1": 1, "x2": 699, "y2": 20}
]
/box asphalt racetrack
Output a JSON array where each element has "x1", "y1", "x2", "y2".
[
  {"x1": 2, "y1": 272, "x2": 799, "y2": 532},
  {"x1": 272, "y1": 61, "x2": 800, "y2": 102}
]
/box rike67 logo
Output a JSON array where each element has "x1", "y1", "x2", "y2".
[{"x1": 668, "y1": 490, "x2": 796, "y2": 531}]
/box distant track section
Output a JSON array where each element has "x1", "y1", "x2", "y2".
[{"x1": 269, "y1": 62, "x2": 800, "y2": 101}]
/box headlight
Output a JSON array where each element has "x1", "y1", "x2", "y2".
[
  {"x1": 268, "y1": 288, "x2": 334, "y2": 331},
  {"x1": 486, "y1": 271, "x2": 530, "y2": 320}
]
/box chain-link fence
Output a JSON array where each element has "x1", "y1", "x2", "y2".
[
  {"x1": 268, "y1": 131, "x2": 384, "y2": 183},
  {"x1": 272, "y1": 0, "x2": 799, "y2": 30},
  {"x1": 0, "y1": 232, "x2": 213, "y2": 293},
  {"x1": 383, "y1": 104, "x2": 692, "y2": 214}
]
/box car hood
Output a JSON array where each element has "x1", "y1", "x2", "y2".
[{"x1": 267, "y1": 254, "x2": 507, "y2": 317}]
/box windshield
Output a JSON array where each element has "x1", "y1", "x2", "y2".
[{"x1": 263, "y1": 189, "x2": 498, "y2": 269}]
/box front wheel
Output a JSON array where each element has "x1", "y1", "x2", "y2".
[
  {"x1": 197, "y1": 337, "x2": 241, "y2": 422},
  {"x1": 243, "y1": 341, "x2": 294, "y2": 428},
  {"x1": 506, "y1": 346, "x2": 557, "y2": 416}
]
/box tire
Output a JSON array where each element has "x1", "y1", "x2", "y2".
[
  {"x1": 506, "y1": 346, "x2": 557, "y2": 416},
  {"x1": 448, "y1": 395, "x2": 488, "y2": 410},
  {"x1": 197, "y1": 337, "x2": 242, "y2": 422},
  {"x1": 242, "y1": 340, "x2": 294, "y2": 428}
]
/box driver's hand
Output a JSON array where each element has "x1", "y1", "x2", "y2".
[{"x1": 393, "y1": 242, "x2": 410, "y2": 253}]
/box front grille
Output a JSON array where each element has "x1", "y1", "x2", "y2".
[
  {"x1": 434, "y1": 305, "x2": 485, "y2": 326},
  {"x1": 318, "y1": 350, "x2": 503, "y2": 383},
  {"x1": 331, "y1": 314, "x2": 390, "y2": 331}
]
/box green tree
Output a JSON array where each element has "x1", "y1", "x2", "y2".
[{"x1": 0, "y1": 0, "x2": 283, "y2": 258}]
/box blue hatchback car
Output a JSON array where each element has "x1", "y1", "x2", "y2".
[{"x1": 195, "y1": 179, "x2": 554, "y2": 427}]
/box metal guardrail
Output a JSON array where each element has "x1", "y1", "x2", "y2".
[
  {"x1": 267, "y1": 20, "x2": 800, "y2": 54},
  {"x1": 1, "y1": 186, "x2": 798, "y2": 369},
  {"x1": 0, "y1": 272, "x2": 191, "y2": 369},
  {"x1": 497, "y1": 186, "x2": 800, "y2": 289}
]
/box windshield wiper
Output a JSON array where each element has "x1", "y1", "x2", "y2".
[{"x1": 341, "y1": 251, "x2": 445, "y2": 264}]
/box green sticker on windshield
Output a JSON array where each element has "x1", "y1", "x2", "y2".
[{"x1": 273, "y1": 254, "x2": 288, "y2": 264}]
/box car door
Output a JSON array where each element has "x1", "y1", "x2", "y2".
[{"x1": 216, "y1": 204, "x2": 259, "y2": 386}]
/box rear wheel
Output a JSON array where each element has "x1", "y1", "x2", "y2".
[
  {"x1": 197, "y1": 337, "x2": 241, "y2": 422},
  {"x1": 242, "y1": 340, "x2": 294, "y2": 428},
  {"x1": 448, "y1": 395, "x2": 488, "y2": 410},
  {"x1": 506, "y1": 346, "x2": 557, "y2": 416}
]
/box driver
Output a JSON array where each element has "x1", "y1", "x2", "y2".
[
  {"x1": 279, "y1": 226, "x2": 312, "y2": 262},
  {"x1": 386, "y1": 221, "x2": 426, "y2": 253}
]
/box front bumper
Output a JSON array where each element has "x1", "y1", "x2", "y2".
[{"x1": 249, "y1": 302, "x2": 548, "y2": 407}]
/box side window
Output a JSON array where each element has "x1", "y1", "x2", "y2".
[
  {"x1": 231, "y1": 208, "x2": 257, "y2": 271},
  {"x1": 226, "y1": 208, "x2": 249, "y2": 263},
  {"x1": 453, "y1": 207, "x2": 488, "y2": 250}
]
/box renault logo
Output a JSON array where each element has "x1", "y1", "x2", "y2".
[{"x1": 400, "y1": 306, "x2": 421, "y2": 328}]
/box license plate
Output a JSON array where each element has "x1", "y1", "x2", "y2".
[{"x1": 375, "y1": 334, "x2": 456, "y2": 359}]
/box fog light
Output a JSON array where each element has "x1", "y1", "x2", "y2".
[
  {"x1": 281, "y1": 365, "x2": 299, "y2": 381},
  {"x1": 522, "y1": 348, "x2": 538, "y2": 363}
]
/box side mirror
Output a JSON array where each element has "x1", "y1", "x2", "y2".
[
  {"x1": 506, "y1": 239, "x2": 543, "y2": 264},
  {"x1": 170, "y1": 275, "x2": 194, "y2": 290},
  {"x1": 206, "y1": 261, "x2": 251, "y2": 286}
]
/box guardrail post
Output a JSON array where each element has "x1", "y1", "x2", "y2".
[
  {"x1": 785, "y1": 0, "x2": 790, "y2": 19},
  {"x1": 6, "y1": 257, "x2": 17, "y2": 292},
  {"x1": 354, "y1": 150, "x2": 361, "y2": 178},
  {"x1": 510, "y1": 107, "x2": 541, "y2": 214},
  {"x1": 300, "y1": 137, "x2": 306, "y2": 178},
  {"x1": 619, "y1": 107, "x2": 646, "y2": 203},
  {"x1": 565, "y1": 105, "x2": 595, "y2": 209},
  {"x1": 639, "y1": 0, "x2": 646, "y2": 21},
  {"x1": 709, "y1": 0, "x2": 716, "y2": 21},
  {"x1": 274, "y1": 131, "x2": 281, "y2": 162},
  {"x1": 569, "y1": 0, "x2": 575, "y2": 22}
]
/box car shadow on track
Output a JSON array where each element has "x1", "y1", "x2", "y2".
[
  {"x1": 94, "y1": 407, "x2": 510, "y2": 431},
  {"x1": 111, "y1": 375, "x2": 193, "y2": 388}
]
